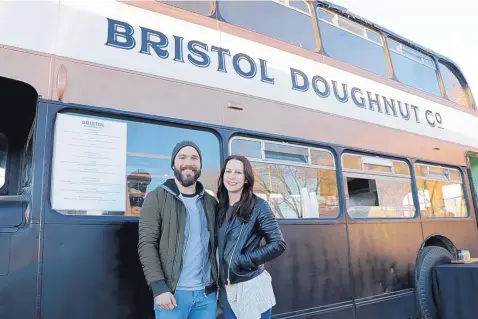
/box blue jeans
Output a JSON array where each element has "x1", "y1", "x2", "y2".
[
  {"x1": 223, "y1": 308, "x2": 271, "y2": 319},
  {"x1": 153, "y1": 290, "x2": 217, "y2": 319}
]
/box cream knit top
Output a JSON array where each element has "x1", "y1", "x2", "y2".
[{"x1": 225, "y1": 269, "x2": 276, "y2": 319}]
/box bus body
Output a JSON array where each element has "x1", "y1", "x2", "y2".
[{"x1": 1, "y1": 1, "x2": 478, "y2": 319}]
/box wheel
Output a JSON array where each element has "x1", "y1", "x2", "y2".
[{"x1": 414, "y1": 246, "x2": 453, "y2": 319}]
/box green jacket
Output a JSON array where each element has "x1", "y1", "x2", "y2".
[{"x1": 137, "y1": 179, "x2": 218, "y2": 297}]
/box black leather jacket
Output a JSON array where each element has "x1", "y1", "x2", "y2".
[{"x1": 217, "y1": 196, "x2": 286, "y2": 286}]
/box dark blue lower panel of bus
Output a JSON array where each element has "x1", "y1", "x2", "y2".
[
  {"x1": 40, "y1": 223, "x2": 154, "y2": 319},
  {"x1": 355, "y1": 290, "x2": 418, "y2": 319},
  {"x1": 0, "y1": 225, "x2": 40, "y2": 319},
  {"x1": 39, "y1": 221, "x2": 353, "y2": 319}
]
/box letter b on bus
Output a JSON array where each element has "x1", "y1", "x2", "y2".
[{"x1": 105, "y1": 18, "x2": 136, "y2": 50}]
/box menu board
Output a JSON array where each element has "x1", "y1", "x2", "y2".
[{"x1": 51, "y1": 113, "x2": 127, "y2": 213}]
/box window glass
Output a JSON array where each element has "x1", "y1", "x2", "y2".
[
  {"x1": 387, "y1": 39, "x2": 441, "y2": 96},
  {"x1": 218, "y1": 0, "x2": 318, "y2": 50},
  {"x1": 342, "y1": 153, "x2": 414, "y2": 219},
  {"x1": 154, "y1": 0, "x2": 214, "y2": 16},
  {"x1": 310, "y1": 149, "x2": 335, "y2": 167},
  {"x1": 316, "y1": 7, "x2": 388, "y2": 77},
  {"x1": 231, "y1": 137, "x2": 339, "y2": 219},
  {"x1": 414, "y1": 164, "x2": 467, "y2": 218},
  {"x1": 253, "y1": 163, "x2": 339, "y2": 219},
  {"x1": 264, "y1": 142, "x2": 308, "y2": 164},
  {"x1": 0, "y1": 133, "x2": 7, "y2": 188},
  {"x1": 50, "y1": 113, "x2": 221, "y2": 217},
  {"x1": 230, "y1": 138, "x2": 262, "y2": 159},
  {"x1": 342, "y1": 154, "x2": 410, "y2": 176},
  {"x1": 439, "y1": 62, "x2": 471, "y2": 107}
]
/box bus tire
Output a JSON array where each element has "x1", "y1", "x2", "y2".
[{"x1": 415, "y1": 246, "x2": 453, "y2": 319}]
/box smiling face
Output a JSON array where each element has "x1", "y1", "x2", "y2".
[
  {"x1": 223, "y1": 159, "x2": 246, "y2": 194},
  {"x1": 173, "y1": 146, "x2": 201, "y2": 187}
]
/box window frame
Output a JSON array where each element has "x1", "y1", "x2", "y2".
[
  {"x1": 229, "y1": 136, "x2": 336, "y2": 170},
  {"x1": 316, "y1": 6, "x2": 384, "y2": 47},
  {"x1": 341, "y1": 152, "x2": 417, "y2": 220},
  {"x1": 229, "y1": 135, "x2": 341, "y2": 221},
  {"x1": 47, "y1": 109, "x2": 223, "y2": 220},
  {"x1": 271, "y1": 0, "x2": 313, "y2": 16},
  {"x1": 413, "y1": 162, "x2": 470, "y2": 219},
  {"x1": 216, "y1": 0, "x2": 320, "y2": 51},
  {"x1": 387, "y1": 38, "x2": 437, "y2": 71}
]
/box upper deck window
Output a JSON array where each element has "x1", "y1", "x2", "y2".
[
  {"x1": 50, "y1": 112, "x2": 221, "y2": 217},
  {"x1": 438, "y1": 62, "x2": 471, "y2": 107},
  {"x1": 218, "y1": 0, "x2": 318, "y2": 51},
  {"x1": 387, "y1": 39, "x2": 441, "y2": 97},
  {"x1": 154, "y1": 0, "x2": 214, "y2": 16},
  {"x1": 316, "y1": 7, "x2": 388, "y2": 77},
  {"x1": 0, "y1": 133, "x2": 7, "y2": 189},
  {"x1": 230, "y1": 137, "x2": 339, "y2": 219}
]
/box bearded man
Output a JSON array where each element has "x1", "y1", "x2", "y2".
[{"x1": 138, "y1": 141, "x2": 218, "y2": 319}]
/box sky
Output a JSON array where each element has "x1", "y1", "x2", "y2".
[{"x1": 330, "y1": 0, "x2": 478, "y2": 98}]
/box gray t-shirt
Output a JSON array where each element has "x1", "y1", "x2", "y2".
[{"x1": 176, "y1": 193, "x2": 211, "y2": 291}]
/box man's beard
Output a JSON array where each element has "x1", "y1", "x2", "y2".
[{"x1": 173, "y1": 165, "x2": 201, "y2": 187}]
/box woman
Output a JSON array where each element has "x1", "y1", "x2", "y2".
[{"x1": 216, "y1": 155, "x2": 287, "y2": 319}]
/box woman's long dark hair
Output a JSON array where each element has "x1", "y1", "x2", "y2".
[{"x1": 216, "y1": 155, "x2": 256, "y2": 227}]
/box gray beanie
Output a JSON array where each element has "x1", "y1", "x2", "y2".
[{"x1": 171, "y1": 140, "x2": 202, "y2": 169}]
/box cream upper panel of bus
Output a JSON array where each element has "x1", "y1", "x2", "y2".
[
  {"x1": 2, "y1": 0, "x2": 478, "y2": 152},
  {"x1": 0, "y1": 1, "x2": 59, "y2": 54}
]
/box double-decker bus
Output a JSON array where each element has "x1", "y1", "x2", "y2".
[{"x1": 1, "y1": 1, "x2": 477, "y2": 319}]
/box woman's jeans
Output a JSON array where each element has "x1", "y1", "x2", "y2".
[{"x1": 153, "y1": 290, "x2": 216, "y2": 319}]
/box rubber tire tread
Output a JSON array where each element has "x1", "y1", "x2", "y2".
[{"x1": 415, "y1": 246, "x2": 453, "y2": 319}]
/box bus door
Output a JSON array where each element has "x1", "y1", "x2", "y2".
[{"x1": 0, "y1": 75, "x2": 39, "y2": 319}]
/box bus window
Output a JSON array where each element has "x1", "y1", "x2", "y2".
[
  {"x1": 342, "y1": 153, "x2": 415, "y2": 219},
  {"x1": 414, "y1": 163, "x2": 468, "y2": 218},
  {"x1": 50, "y1": 112, "x2": 221, "y2": 217},
  {"x1": 0, "y1": 133, "x2": 7, "y2": 189},
  {"x1": 154, "y1": 0, "x2": 214, "y2": 16},
  {"x1": 438, "y1": 62, "x2": 471, "y2": 107},
  {"x1": 387, "y1": 39, "x2": 441, "y2": 97},
  {"x1": 218, "y1": 0, "x2": 318, "y2": 51},
  {"x1": 316, "y1": 7, "x2": 388, "y2": 77},
  {"x1": 230, "y1": 137, "x2": 339, "y2": 219}
]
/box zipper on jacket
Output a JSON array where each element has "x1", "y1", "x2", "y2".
[{"x1": 226, "y1": 223, "x2": 245, "y2": 286}]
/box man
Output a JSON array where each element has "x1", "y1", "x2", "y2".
[{"x1": 138, "y1": 141, "x2": 218, "y2": 318}]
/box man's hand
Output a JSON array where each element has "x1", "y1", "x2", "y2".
[{"x1": 155, "y1": 292, "x2": 177, "y2": 310}]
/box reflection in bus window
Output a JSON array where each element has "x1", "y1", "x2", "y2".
[
  {"x1": 342, "y1": 154, "x2": 415, "y2": 218},
  {"x1": 414, "y1": 164, "x2": 467, "y2": 218},
  {"x1": 316, "y1": 7, "x2": 388, "y2": 77},
  {"x1": 439, "y1": 62, "x2": 471, "y2": 107},
  {"x1": 231, "y1": 137, "x2": 339, "y2": 219},
  {"x1": 154, "y1": 0, "x2": 214, "y2": 16},
  {"x1": 218, "y1": 0, "x2": 318, "y2": 51},
  {"x1": 387, "y1": 39, "x2": 441, "y2": 97},
  {"x1": 0, "y1": 133, "x2": 7, "y2": 188},
  {"x1": 51, "y1": 113, "x2": 221, "y2": 217}
]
